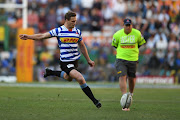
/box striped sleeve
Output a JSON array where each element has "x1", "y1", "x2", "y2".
[
  {"x1": 77, "y1": 29, "x2": 82, "y2": 42},
  {"x1": 49, "y1": 27, "x2": 62, "y2": 37}
]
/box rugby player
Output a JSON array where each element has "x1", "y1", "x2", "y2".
[{"x1": 19, "y1": 11, "x2": 101, "y2": 108}]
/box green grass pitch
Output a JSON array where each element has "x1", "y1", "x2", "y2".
[{"x1": 0, "y1": 86, "x2": 180, "y2": 120}]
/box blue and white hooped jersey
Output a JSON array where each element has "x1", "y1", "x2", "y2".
[{"x1": 49, "y1": 25, "x2": 82, "y2": 62}]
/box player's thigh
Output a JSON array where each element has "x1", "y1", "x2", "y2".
[
  {"x1": 60, "y1": 60, "x2": 78, "y2": 81},
  {"x1": 115, "y1": 59, "x2": 127, "y2": 77},
  {"x1": 60, "y1": 60, "x2": 78, "y2": 75}
]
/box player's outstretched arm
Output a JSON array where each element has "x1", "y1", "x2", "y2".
[
  {"x1": 19, "y1": 32, "x2": 51, "y2": 41},
  {"x1": 78, "y1": 40, "x2": 95, "y2": 67}
]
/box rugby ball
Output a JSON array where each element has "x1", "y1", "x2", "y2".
[{"x1": 120, "y1": 93, "x2": 132, "y2": 108}]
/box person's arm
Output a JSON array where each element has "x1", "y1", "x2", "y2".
[
  {"x1": 78, "y1": 40, "x2": 95, "y2": 67},
  {"x1": 111, "y1": 33, "x2": 119, "y2": 49},
  {"x1": 19, "y1": 32, "x2": 51, "y2": 41},
  {"x1": 138, "y1": 32, "x2": 146, "y2": 48}
]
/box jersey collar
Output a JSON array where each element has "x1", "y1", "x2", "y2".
[{"x1": 63, "y1": 25, "x2": 75, "y2": 31}]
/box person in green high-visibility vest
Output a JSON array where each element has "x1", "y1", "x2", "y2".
[{"x1": 112, "y1": 18, "x2": 146, "y2": 111}]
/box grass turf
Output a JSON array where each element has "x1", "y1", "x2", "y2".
[{"x1": 0, "y1": 86, "x2": 180, "y2": 120}]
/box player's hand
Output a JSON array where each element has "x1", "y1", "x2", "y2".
[
  {"x1": 88, "y1": 60, "x2": 95, "y2": 67},
  {"x1": 19, "y1": 34, "x2": 28, "y2": 40}
]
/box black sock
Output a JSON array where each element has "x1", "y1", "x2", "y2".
[
  {"x1": 50, "y1": 71, "x2": 62, "y2": 77},
  {"x1": 82, "y1": 86, "x2": 98, "y2": 104}
]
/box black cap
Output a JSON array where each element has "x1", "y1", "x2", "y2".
[{"x1": 124, "y1": 18, "x2": 132, "y2": 25}]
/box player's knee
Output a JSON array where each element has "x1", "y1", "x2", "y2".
[
  {"x1": 64, "y1": 74, "x2": 72, "y2": 82},
  {"x1": 78, "y1": 80, "x2": 85, "y2": 85}
]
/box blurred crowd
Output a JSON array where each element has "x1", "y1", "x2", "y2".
[{"x1": 0, "y1": 0, "x2": 180, "y2": 83}]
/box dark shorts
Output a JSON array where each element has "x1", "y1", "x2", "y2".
[
  {"x1": 60, "y1": 60, "x2": 78, "y2": 75},
  {"x1": 115, "y1": 59, "x2": 138, "y2": 78}
]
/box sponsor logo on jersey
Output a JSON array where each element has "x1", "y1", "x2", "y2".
[
  {"x1": 120, "y1": 45, "x2": 135, "y2": 48},
  {"x1": 61, "y1": 38, "x2": 79, "y2": 43}
]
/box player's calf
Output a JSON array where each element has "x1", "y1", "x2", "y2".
[{"x1": 81, "y1": 83, "x2": 102, "y2": 108}]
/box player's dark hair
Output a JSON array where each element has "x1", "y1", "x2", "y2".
[{"x1": 65, "y1": 11, "x2": 76, "y2": 20}]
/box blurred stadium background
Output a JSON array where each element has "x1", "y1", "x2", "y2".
[{"x1": 0, "y1": 0, "x2": 180, "y2": 84}]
